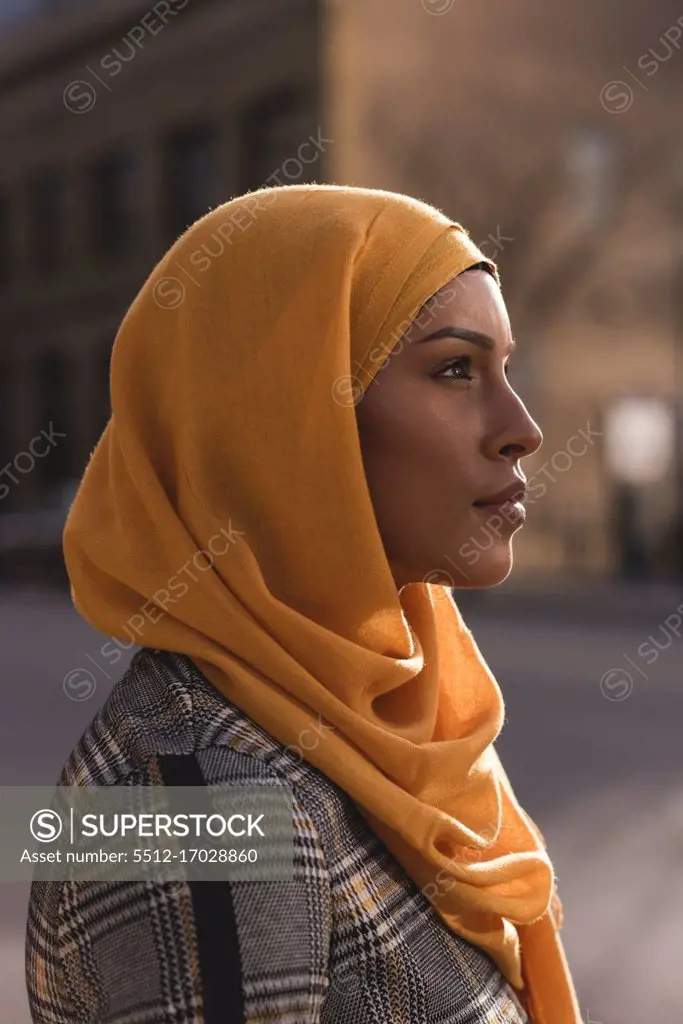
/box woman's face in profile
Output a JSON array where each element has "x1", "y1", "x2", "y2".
[{"x1": 355, "y1": 269, "x2": 543, "y2": 591}]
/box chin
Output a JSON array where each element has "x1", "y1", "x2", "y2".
[
  {"x1": 396, "y1": 540, "x2": 516, "y2": 591},
  {"x1": 457, "y1": 561, "x2": 513, "y2": 589},
  {"x1": 442, "y1": 540, "x2": 514, "y2": 590}
]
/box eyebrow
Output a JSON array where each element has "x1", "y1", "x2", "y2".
[{"x1": 415, "y1": 325, "x2": 517, "y2": 354}]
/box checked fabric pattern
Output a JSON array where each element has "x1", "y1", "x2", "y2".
[{"x1": 26, "y1": 647, "x2": 529, "y2": 1023}]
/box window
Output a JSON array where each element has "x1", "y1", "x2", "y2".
[
  {"x1": 238, "y1": 87, "x2": 316, "y2": 193},
  {"x1": 0, "y1": 358, "x2": 10, "y2": 509},
  {"x1": 0, "y1": 0, "x2": 42, "y2": 29},
  {"x1": 35, "y1": 352, "x2": 72, "y2": 490},
  {"x1": 96, "y1": 338, "x2": 113, "y2": 437},
  {"x1": 566, "y1": 127, "x2": 616, "y2": 227},
  {"x1": 0, "y1": 193, "x2": 10, "y2": 286},
  {"x1": 89, "y1": 151, "x2": 135, "y2": 258},
  {"x1": 27, "y1": 169, "x2": 66, "y2": 276},
  {"x1": 162, "y1": 124, "x2": 216, "y2": 241}
]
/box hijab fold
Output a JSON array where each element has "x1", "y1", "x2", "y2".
[{"x1": 64, "y1": 184, "x2": 582, "y2": 1024}]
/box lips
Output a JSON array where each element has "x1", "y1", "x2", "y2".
[{"x1": 473, "y1": 479, "x2": 527, "y2": 507}]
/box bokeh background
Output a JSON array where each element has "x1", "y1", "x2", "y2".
[{"x1": 1, "y1": 0, "x2": 682, "y2": 1020}]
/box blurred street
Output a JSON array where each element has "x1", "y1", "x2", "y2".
[{"x1": 1, "y1": 585, "x2": 681, "y2": 1023}]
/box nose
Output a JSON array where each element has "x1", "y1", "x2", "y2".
[{"x1": 485, "y1": 388, "x2": 543, "y2": 462}]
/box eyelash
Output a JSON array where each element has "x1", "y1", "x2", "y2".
[
  {"x1": 436, "y1": 357, "x2": 474, "y2": 382},
  {"x1": 435, "y1": 357, "x2": 511, "y2": 383}
]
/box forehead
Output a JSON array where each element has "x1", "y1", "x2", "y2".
[{"x1": 404, "y1": 269, "x2": 510, "y2": 342}]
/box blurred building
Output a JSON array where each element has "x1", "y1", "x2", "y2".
[
  {"x1": 327, "y1": 0, "x2": 683, "y2": 580},
  {"x1": 2, "y1": 0, "x2": 682, "y2": 584},
  {"x1": 0, "y1": 0, "x2": 323, "y2": 577}
]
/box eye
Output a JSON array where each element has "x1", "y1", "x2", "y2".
[{"x1": 434, "y1": 356, "x2": 474, "y2": 382}]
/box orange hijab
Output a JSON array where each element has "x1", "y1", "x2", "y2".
[{"x1": 64, "y1": 184, "x2": 581, "y2": 1023}]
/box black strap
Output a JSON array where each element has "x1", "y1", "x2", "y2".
[{"x1": 157, "y1": 753, "x2": 245, "y2": 1023}]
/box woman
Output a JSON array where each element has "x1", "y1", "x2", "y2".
[{"x1": 26, "y1": 184, "x2": 582, "y2": 1023}]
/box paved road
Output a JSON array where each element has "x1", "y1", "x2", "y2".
[
  {"x1": 465, "y1": 608, "x2": 683, "y2": 1023},
  {"x1": 0, "y1": 588, "x2": 136, "y2": 1024},
  {"x1": 1, "y1": 586, "x2": 681, "y2": 1023}
]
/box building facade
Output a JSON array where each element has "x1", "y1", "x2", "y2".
[
  {"x1": 0, "y1": 0, "x2": 324, "y2": 570},
  {"x1": 326, "y1": 0, "x2": 683, "y2": 580},
  {"x1": 2, "y1": 0, "x2": 682, "y2": 582}
]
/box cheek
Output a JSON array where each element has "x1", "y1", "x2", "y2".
[{"x1": 357, "y1": 388, "x2": 476, "y2": 513}]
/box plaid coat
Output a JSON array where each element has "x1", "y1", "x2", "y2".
[{"x1": 26, "y1": 647, "x2": 530, "y2": 1023}]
